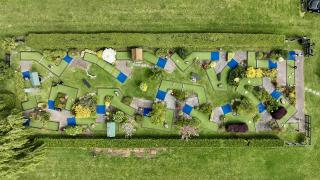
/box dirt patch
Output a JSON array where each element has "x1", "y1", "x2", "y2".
[{"x1": 91, "y1": 148, "x2": 167, "y2": 158}]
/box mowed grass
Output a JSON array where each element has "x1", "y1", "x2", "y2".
[
  {"x1": 20, "y1": 146, "x2": 318, "y2": 180},
  {"x1": 0, "y1": 0, "x2": 315, "y2": 37}
]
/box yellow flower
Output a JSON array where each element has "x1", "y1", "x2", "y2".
[{"x1": 74, "y1": 105, "x2": 91, "y2": 118}]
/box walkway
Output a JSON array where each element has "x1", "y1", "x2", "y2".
[
  {"x1": 292, "y1": 50, "x2": 305, "y2": 132},
  {"x1": 277, "y1": 60, "x2": 287, "y2": 86}
]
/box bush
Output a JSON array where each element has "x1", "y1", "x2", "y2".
[
  {"x1": 64, "y1": 126, "x2": 85, "y2": 136},
  {"x1": 26, "y1": 33, "x2": 286, "y2": 50},
  {"x1": 227, "y1": 66, "x2": 246, "y2": 86},
  {"x1": 112, "y1": 111, "x2": 128, "y2": 123},
  {"x1": 225, "y1": 122, "x2": 248, "y2": 133},
  {"x1": 198, "y1": 103, "x2": 213, "y2": 114},
  {"x1": 175, "y1": 116, "x2": 200, "y2": 128},
  {"x1": 134, "y1": 114, "x2": 143, "y2": 123},
  {"x1": 122, "y1": 96, "x2": 133, "y2": 106},
  {"x1": 295, "y1": 132, "x2": 306, "y2": 144},
  {"x1": 269, "y1": 49, "x2": 288, "y2": 60},
  {"x1": 172, "y1": 89, "x2": 188, "y2": 101},
  {"x1": 150, "y1": 102, "x2": 166, "y2": 124},
  {"x1": 72, "y1": 93, "x2": 97, "y2": 114},
  {"x1": 175, "y1": 47, "x2": 191, "y2": 59}
]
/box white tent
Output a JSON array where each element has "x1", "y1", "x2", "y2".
[{"x1": 102, "y1": 48, "x2": 116, "y2": 64}]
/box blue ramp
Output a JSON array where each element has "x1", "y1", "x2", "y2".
[
  {"x1": 257, "y1": 103, "x2": 266, "y2": 113},
  {"x1": 48, "y1": 100, "x2": 55, "y2": 110},
  {"x1": 182, "y1": 104, "x2": 193, "y2": 115},
  {"x1": 67, "y1": 117, "x2": 76, "y2": 126},
  {"x1": 156, "y1": 57, "x2": 167, "y2": 68},
  {"x1": 268, "y1": 60, "x2": 277, "y2": 69},
  {"x1": 96, "y1": 105, "x2": 106, "y2": 114},
  {"x1": 210, "y1": 52, "x2": 220, "y2": 61},
  {"x1": 116, "y1": 72, "x2": 128, "y2": 83},
  {"x1": 63, "y1": 54, "x2": 73, "y2": 64},
  {"x1": 22, "y1": 71, "x2": 30, "y2": 78},
  {"x1": 271, "y1": 90, "x2": 282, "y2": 100},
  {"x1": 288, "y1": 51, "x2": 296, "y2": 61},
  {"x1": 143, "y1": 108, "x2": 152, "y2": 116},
  {"x1": 156, "y1": 89, "x2": 167, "y2": 100},
  {"x1": 227, "y1": 59, "x2": 238, "y2": 69},
  {"x1": 221, "y1": 104, "x2": 232, "y2": 114}
]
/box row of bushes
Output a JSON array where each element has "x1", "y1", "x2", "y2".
[
  {"x1": 37, "y1": 137, "x2": 284, "y2": 148},
  {"x1": 26, "y1": 33, "x2": 285, "y2": 50}
]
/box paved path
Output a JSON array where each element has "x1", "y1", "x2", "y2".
[
  {"x1": 19, "y1": 60, "x2": 33, "y2": 71},
  {"x1": 116, "y1": 60, "x2": 132, "y2": 77},
  {"x1": 210, "y1": 107, "x2": 223, "y2": 125},
  {"x1": 47, "y1": 109, "x2": 72, "y2": 128},
  {"x1": 214, "y1": 52, "x2": 227, "y2": 73},
  {"x1": 130, "y1": 97, "x2": 153, "y2": 110},
  {"x1": 262, "y1": 77, "x2": 275, "y2": 93},
  {"x1": 293, "y1": 50, "x2": 305, "y2": 132},
  {"x1": 277, "y1": 61, "x2": 287, "y2": 86}
]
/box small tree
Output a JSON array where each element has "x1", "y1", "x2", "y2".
[
  {"x1": 139, "y1": 82, "x2": 148, "y2": 92},
  {"x1": 180, "y1": 125, "x2": 199, "y2": 141},
  {"x1": 150, "y1": 102, "x2": 166, "y2": 124},
  {"x1": 112, "y1": 111, "x2": 128, "y2": 123},
  {"x1": 121, "y1": 122, "x2": 136, "y2": 138}
]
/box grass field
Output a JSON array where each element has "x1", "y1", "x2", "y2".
[{"x1": 2, "y1": 0, "x2": 320, "y2": 179}]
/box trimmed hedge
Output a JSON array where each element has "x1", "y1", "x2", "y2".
[
  {"x1": 26, "y1": 33, "x2": 285, "y2": 50},
  {"x1": 37, "y1": 137, "x2": 284, "y2": 148}
]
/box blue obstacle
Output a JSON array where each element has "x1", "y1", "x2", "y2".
[
  {"x1": 116, "y1": 72, "x2": 128, "y2": 83},
  {"x1": 143, "y1": 108, "x2": 152, "y2": 116},
  {"x1": 271, "y1": 90, "x2": 282, "y2": 100},
  {"x1": 257, "y1": 103, "x2": 266, "y2": 113},
  {"x1": 67, "y1": 117, "x2": 76, "y2": 126},
  {"x1": 221, "y1": 104, "x2": 232, "y2": 114},
  {"x1": 182, "y1": 104, "x2": 193, "y2": 115},
  {"x1": 48, "y1": 100, "x2": 55, "y2": 110},
  {"x1": 268, "y1": 60, "x2": 277, "y2": 69},
  {"x1": 288, "y1": 51, "x2": 296, "y2": 61},
  {"x1": 63, "y1": 54, "x2": 73, "y2": 64},
  {"x1": 156, "y1": 57, "x2": 167, "y2": 68},
  {"x1": 227, "y1": 59, "x2": 238, "y2": 69},
  {"x1": 96, "y1": 105, "x2": 106, "y2": 114},
  {"x1": 210, "y1": 52, "x2": 220, "y2": 61},
  {"x1": 22, "y1": 71, "x2": 30, "y2": 79},
  {"x1": 156, "y1": 89, "x2": 167, "y2": 100}
]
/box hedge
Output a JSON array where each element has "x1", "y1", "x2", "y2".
[
  {"x1": 26, "y1": 33, "x2": 285, "y2": 50},
  {"x1": 37, "y1": 137, "x2": 284, "y2": 148}
]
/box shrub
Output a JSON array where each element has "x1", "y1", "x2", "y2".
[
  {"x1": 265, "y1": 98, "x2": 280, "y2": 113},
  {"x1": 54, "y1": 93, "x2": 67, "y2": 109},
  {"x1": 198, "y1": 103, "x2": 213, "y2": 114},
  {"x1": 256, "y1": 51, "x2": 265, "y2": 59},
  {"x1": 112, "y1": 111, "x2": 128, "y2": 123},
  {"x1": 172, "y1": 89, "x2": 188, "y2": 101},
  {"x1": 225, "y1": 122, "x2": 248, "y2": 133},
  {"x1": 73, "y1": 105, "x2": 91, "y2": 118},
  {"x1": 175, "y1": 116, "x2": 200, "y2": 128},
  {"x1": 64, "y1": 126, "x2": 85, "y2": 136},
  {"x1": 121, "y1": 122, "x2": 136, "y2": 138},
  {"x1": 148, "y1": 68, "x2": 164, "y2": 80},
  {"x1": 122, "y1": 96, "x2": 133, "y2": 106},
  {"x1": 175, "y1": 47, "x2": 191, "y2": 59},
  {"x1": 295, "y1": 132, "x2": 306, "y2": 144},
  {"x1": 139, "y1": 82, "x2": 148, "y2": 92},
  {"x1": 227, "y1": 66, "x2": 246, "y2": 86},
  {"x1": 1, "y1": 37, "x2": 17, "y2": 52},
  {"x1": 180, "y1": 126, "x2": 199, "y2": 141},
  {"x1": 246, "y1": 67, "x2": 263, "y2": 78},
  {"x1": 150, "y1": 102, "x2": 166, "y2": 124},
  {"x1": 73, "y1": 93, "x2": 97, "y2": 114},
  {"x1": 134, "y1": 114, "x2": 143, "y2": 123},
  {"x1": 271, "y1": 106, "x2": 287, "y2": 119},
  {"x1": 269, "y1": 49, "x2": 288, "y2": 60}
]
